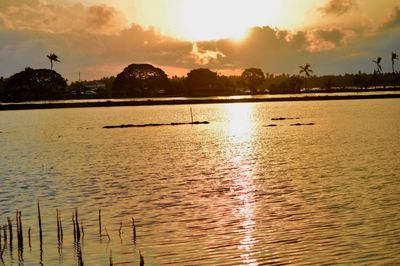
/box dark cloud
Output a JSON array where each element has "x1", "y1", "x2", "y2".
[{"x1": 318, "y1": 0, "x2": 358, "y2": 16}]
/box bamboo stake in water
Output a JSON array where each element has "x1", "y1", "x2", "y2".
[
  {"x1": 109, "y1": 250, "x2": 113, "y2": 266},
  {"x1": 28, "y1": 227, "x2": 31, "y2": 249},
  {"x1": 7, "y1": 217, "x2": 12, "y2": 249},
  {"x1": 59, "y1": 211, "x2": 63, "y2": 243},
  {"x1": 37, "y1": 201, "x2": 43, "y2": 248},
  {"x1": 72, "y1": 213, "x2": 76, "y2": 242},
  {"x1": 118, "y1": 222, "x2": 122, "y2": 239},
  {"x1": 75, "y1": 208, "x2": 81, "y2": 242},
  {"x1": 99, "y1": 209, "x2": 102, "y2": 239},
  {"x1": 57, "y1": 209, "x2": 60, "y2": 244},
  {"x1": 140, "y1": 250, "x2": 144, "y2": 266},
  {"x1": 131, "y1": 218, "x2": 136, "y2": 242}
]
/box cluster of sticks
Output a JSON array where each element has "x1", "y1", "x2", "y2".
[{"x1": 1, "y1": 202, "x2": 144, "y2": 265}]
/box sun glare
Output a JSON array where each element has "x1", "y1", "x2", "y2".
[{"x1": 175, "y1": 0, "x2": 284, "y2": 41}]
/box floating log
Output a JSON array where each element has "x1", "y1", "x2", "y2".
[
  {"x1": 103, "y1": 121, "x2": 210, "y2": 129},
  {"x1": 290, "y1": 123, "x2": 315, "y2": 126},
  {"x1": 271, "y1": 117, "x2": 300, "y2": 121}
]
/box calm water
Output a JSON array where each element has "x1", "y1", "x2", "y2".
[{"x1": 0, "y1": 99, "x2": 399, "y2": 265}]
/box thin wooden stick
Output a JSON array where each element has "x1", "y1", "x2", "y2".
[
  {"x1": 37, "y1": 201, "x2": 43, "y2": 248},
  {"x1": 75, "y1": 208, "x2": 80, "y2": 242},
  {"x1": 72, "y1": 213, "x2": 76, "y2": 242},
  {"x1": 59, "y1": 211, "x2": 63, "y2": 243},
  {"x1": 118, "y1": 222, "x2": 122, "y2": 238},
  {"x1": 140, "y1": 250, "x2": 144, "y2": 266},
  {"x1": 109, "y1": 250, "x2": 113, "y2": 266},
  {"x1": 104, "y1": 226, "x2": 110, "y2": 241},
  {"x1": 131, "y1": 218, "x2": 136, "y2": 242},
  {"x1": 7, "y1": 217, "x2": 12, "y2": 249},
  {"x1": 98, "y1": 209, "x2": 102, "y2": 238},
  {"x1": 57, "y1": 209, "x2": 60, "y2": 244},
  {"x1": 28, "y1": 227, "x2": 31, "y2": 249}
]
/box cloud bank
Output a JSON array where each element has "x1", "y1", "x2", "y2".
[{"x1": 0, "y1": 0, "x2": 399, "y2": 80}]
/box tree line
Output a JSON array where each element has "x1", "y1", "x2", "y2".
[{"x1": 0, "y1": 53, "x2": 399, "y2": 102}]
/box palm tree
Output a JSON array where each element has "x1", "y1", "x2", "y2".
[
  {"x1": 299, "y1": 64, "x2": 313, "y2": 91},
  {"x1": 372, "y1": 57, "x2": 382, "y2": 73},
  {"x1": 47, "y1": 53, "x2": 60, "y2": 70}
]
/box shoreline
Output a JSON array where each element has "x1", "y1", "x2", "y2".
[{"x1": 1, "y1": 94, "x2": 400, "y2": 111}]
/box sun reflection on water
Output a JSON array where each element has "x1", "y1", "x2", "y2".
[
  {"x1": 225, "y1": 103, "x2": 255, "y2": 139},
  {"x1": 224, "y1": 103, "x2": 259, "y2": 265}
]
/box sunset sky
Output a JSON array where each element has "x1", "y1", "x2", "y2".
[{"x1": 1, "y1": 0, "x2": 399, "y2": 81}]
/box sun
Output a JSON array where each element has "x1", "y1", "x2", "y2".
[{"x1": 173, "y1": 0, "x2": 285, "y2": 41}]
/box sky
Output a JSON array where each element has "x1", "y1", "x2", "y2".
[{"x1": 0, "y1": 0, "x2": 399, "y2": 81}]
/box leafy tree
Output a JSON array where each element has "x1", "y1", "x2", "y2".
[
  {"x1": 167, "y1": 76, "x2": 185, "y2": 96},
  {"x1": 113, "y1": 64, "x2": 169, "y2": 97},
  {"x1": 0, "y1": 76, "x2": 7, "y2": 98},
  {"x1": 241, "y1": 68, "x2": 265, "y2": 94},
  {"x1": 185, "y1": 68, "x2": 219, "y2": 96},
  {"x1": 47, "y1": 53, "x2": 60, "y2": 70},
  {"x1": 3, "y1": 68, "x2": 67, "y2": 101},
  {"x1": 288, "y1": 76, "x2": 303, "y2": 93},
  {"x1": 99, "y1": 76, "x2": 115, "y2": 97},
  {"x1": 299, "y1": 64, "x2": 313, "y2": 91}
]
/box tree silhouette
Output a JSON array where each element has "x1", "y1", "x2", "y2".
[
  {"x1": 241, "y1": 68, "x2": 265, "y2": 94},
  {"x1": 113, "y1": 64, "x2": 169, "y2": 97},
  {"x1": 3, "y1": 68, "x2": 67, "y2": 101},
  {"x1": 372, "y1": 57, "x2": 384, "y2": 88},
  {"x1": 185, "y1": 68, "x2": 219, "y2": 96},
  {"x1": 372, "y1": 57, "x2": 382, "y2": 73},
  {"x1": 299, "y1": 64, "x2": 313, "y2": 91},
  {"x1": 47, "y1": 53, "x2": 60, "y2": 70}
]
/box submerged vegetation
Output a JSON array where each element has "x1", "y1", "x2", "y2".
[
  {"x1": 0, "y1": 52, "x2": 399, "y2": 102},
  {"x1": 0, "y1": 203, "x2": 145, "y2": 265}
]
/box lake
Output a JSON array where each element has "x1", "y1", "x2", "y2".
[{"x1": 0, "y1": 98, "x2": 399, "y2": 265}]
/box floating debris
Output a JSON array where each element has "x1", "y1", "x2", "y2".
[
  {"x1": 103, "y1": 121, "x2": 210, "y2": 129},
  {"x1": 271, "y1": 117, "x2": 300, "y2": 121},
  {"x1": 265, "y1": 124, "x2": 278, "y2": 127},
  {"x1": 290, "y1": 123, "x2": 315, "y2": 126}
]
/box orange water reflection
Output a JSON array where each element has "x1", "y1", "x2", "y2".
[{"x1": 225, "y1": 103, "x2": 259, "y2": 265}]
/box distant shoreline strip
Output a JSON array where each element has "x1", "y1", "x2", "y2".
[{"x1": 1, "y1": 94, "x2": 400, "y2": 111}]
